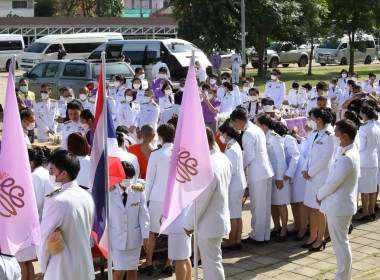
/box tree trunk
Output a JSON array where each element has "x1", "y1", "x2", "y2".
[
  {"x1": 257, "y1": 34, "x2": 267, "y2": 77},
  {"x1": 308, "y1": 38, "x2": 314, "y2": 76},
  {"x1": 349, "y1": 31, "x2": 355, "y2": 73}
]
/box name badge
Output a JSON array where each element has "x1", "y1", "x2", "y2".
[
  {"x1": 131, "y1": 201, "x2": 141, "y2": 207},
  {"x1": 316, "y1": 141, "x2": 323, "y2": 145}
]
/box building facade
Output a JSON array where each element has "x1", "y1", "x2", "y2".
[
  {"x1": 123, "y1": 0, "x2": 168, "y2": 12},
  {"x1": 0, "y1": 0, "x2": 34, "y2": 17}
]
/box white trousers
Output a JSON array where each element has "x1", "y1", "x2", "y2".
[
  {"x1": 0, "y1": 255, "x2": 21, "y2": 280},
  {"x1": 231, "y1": 63, "x2": 240, "y2": 83},
  {"x1": 248, "y1": 178, "x2": 272, "y2": 241},
  {"x1": 198, "y1": 237, "x2": 225, "y2": 280},
  {"x1": 327, "y1": 215, "x2": 352, "y2": 280}
]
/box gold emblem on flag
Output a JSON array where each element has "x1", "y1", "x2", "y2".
[{"x1": 176, "y1": 151, "x2": 198, "y2": 183}]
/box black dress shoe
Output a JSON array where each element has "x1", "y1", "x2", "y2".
[
  {"x1": 325, "y1": 236, "x2": 331, "y2": 243},
  {"x1": 348, "y1": 224, "x2": 354, "y2": 234},
  {"x1": 309, "y1": 240, "x2": 327, "y2": 252},
  {"x1": 235, "y1": 243, "x2": 242, "y2": 250},
  {"x1": 355, "y1": 215, "x2": 371, "y2": 222},
  {"x1": 301, "y1": 238, "x2": 316, "y2": 248},
  {"x1": 241, "y1": 237, "x2": 267, "y2": 245},
  {"x1": 288, "y1": 230, "x2": 298, "y2": 236},
  {"x1": 375, "y1": 204, "x2": 378, "y2": 212},
  {"x1": 221, "y1": 243, "x2": 236, "y2": 251},
  {"x1": 270, "y1": 228, "x2": 281, "y2": 237},
  {"x1": 277, "y1": 232, "x2": 288, "y2": 243},
  {"x1": 293, "y1": 230, "x2": 308, "y2": 241},
  {"x1": 161, "y1": 265, "x2": 173, "y2": 277},
  {"x1": 370, "y1": 213, "x2": 376, "y2": 221},
  {"x1": 357, "y1": 207, "x2": 363, "y2": 214},
  {"x1": 138, "y1": 265, "x2": 153, "y2": 276}
]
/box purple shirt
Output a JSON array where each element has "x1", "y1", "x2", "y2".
[
  {"x1": 211, "y1": 55, "x2": 222, "y2": 68},
  {"x1": 202, "y1": 98, "x2": 221, "y2": 122},
  {"x1": 152, "y1": 78, "x2": 164, "y2": 101}
]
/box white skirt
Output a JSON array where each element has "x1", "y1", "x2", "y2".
[
  {"x1": 168, "y1": 233, "x2": 191, "y2": 260},
  {"x1": 112, "y1": 247, "x2": 141, "y2": 270},
  {"x1": 271, "y1": 178, "x2": 291, "y2": 205},
  {"x1": 228, "y1": 189, "x2": 245, "y2": 218},
  {"x1": 290, "y1": 176, "x2": 306, "y2": 203},
  {"x1": 304, "y1": 180, "x2": 323, "y2": 209},
  {"x1": 148, "y1": 201, "x2": 167, "y2": 234},
  {"x1": 358, "y1": 167, "x2": 378, "y2": 194},
  {"x1": 15, "y1": 247, "x2": 36, "y2": 262}
]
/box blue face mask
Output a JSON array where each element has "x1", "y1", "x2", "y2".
[{"x1": 20, "y1": 85, "x2": 28, "y2": 92}]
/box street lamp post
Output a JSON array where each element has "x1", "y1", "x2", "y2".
[{"x1": 241, "y1": 0, "x2": 246, "y2": 83}]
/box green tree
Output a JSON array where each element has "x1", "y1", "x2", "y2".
[
  {"x1": 95, "y1": 0, "x2": 124, "y2": 17},
  {"x1": 60, "y1": 0, "x2": 81, "y2": 16},
  {"x1": 35, "y1": 0, "x2": 59, "y2": 17},
  {"x1": 327, "y1": 0, "x2": 379, "y2": 73}
]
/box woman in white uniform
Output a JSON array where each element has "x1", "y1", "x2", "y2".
[
  {"x1": 16, "y1": 148, "x2": 56, "y2": 279},
  {"x1": 131, "y1": 78, "x2": 146, "y2": 104},
  {"x1": 158, "y1": 82, "x2": 174, "y2": 113},
  {"x1": 117, "y1": 88, "x2": 141, "y2": 142},
  {"x1": 257, "y1": 115, "x2": 290, "y2": 242},
  {"x1": 302, "y1": 107, "x2": 335, "y2": 251},
  {"x1": 141, "y1": 123, "x2": 175, "y2": 276},
  {"x1": 356, "y1": 106, "x2": 380, "y2": 222},
  {"x1": 218, "y1": 120, "x2": 247, "y2": 250}
]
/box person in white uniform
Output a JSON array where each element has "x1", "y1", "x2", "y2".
[
  {"x1": 20, "y1": 108, "x2": 35, "y2": 149},
  {"x1": 78, "y1": 86, "x2": 95, "y2": 114},
  {"x1": 257, "y1": 115, "x2": 290, "y2": 242},
  {"x1": 151, "y1": 58, "x2": 171, "y2": 80},
  {"x1": 159, "y1": 91, "x2": 182, "y2": 125},
  {"x1": 328, "y1": 78, "x2": 343, "y2": 119},
  {"x1": 356, "y1": 106, "x2": 380, "y2": 222},
  {"x1": 217, "y1": 72, "x2": 241, "y2": 105},
  {"x1": 264, "y1": 69, "x2": 285, "y2": 109},
  {"x1": 302, "y1": 107, "x2": 335, "y2": 251},
  {"x1": 61, "y1": 101, "x2": 86, "y2": 150},
  {"x1": 184, "y1": 127, "x2": 232, "y2": 280},
  {"x1": 317, "y1": 120, "x2": 360, "y2": 280},
  {"x1": 108, "y1": 74, "x2": 127, "y2": 102},
  {"x1": 219, "y1": 82, "x2": 239, "y2": 114},
  {"x1": 136, "y1": 89, "x2": 160, "y2": 135},
  {"x1": 117, "y1": 89, "x2": 140, "y2": 141},
  {"x1": 130, "y1": 78, "x2": 146, "y2": 104},
  {"x1": 38, "y1": 150, "x2": 95, "y2": 280},
  {"x1": 140, "y1": 124, "x2": 175, "y2": 276},
  {"x1": 218, "y1": 121, "x2": 247, "y2": 250},
  {"x1": 244, "y1": 88, "x2": 263, "y2": 121},
  {"x1": 230, "y1": 107, "x2": 274, "y2": 243},
  {"x1": 127, "y1": 67, "x2": 149, "y2": 90},
  {"x1": 337, "y1": 69, "x2": 348, "y2": 91},
  {"x1": 110, "y1": 161, "x2": 150, "y2": 280},
  {"x1": 159, "y1": 82, "x2": 175, "y2": 113},
  {"x1": 362, "y1": 72, "x2": 379, "y2": 97},
  {"x1": 34, "y1": 84, "x2": 59, "y2": 142},
  {"x1": 0, "y1": 255, "x2": 21, "y2": 280},
  {"x1": 195, "y1": 60, "x2": 207, "y2": 83},
  {"x1": 230, "y1": 52, "x2": 241, "y2": 84}
]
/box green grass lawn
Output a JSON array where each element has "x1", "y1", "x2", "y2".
[{"x1": 243, "y1": 65, "x2": 380, "y2": 99}]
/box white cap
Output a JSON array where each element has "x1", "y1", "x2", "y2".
[{"x1": 263, "y1": 105, "x2": 275, "y2": 113}]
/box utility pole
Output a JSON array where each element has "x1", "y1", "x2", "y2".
[{"x1": 241, "y1": 0, "x2": 246, "y2": 83}]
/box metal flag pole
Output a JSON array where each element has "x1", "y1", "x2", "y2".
[
  {"x1": 241, "y1": 0, "x2": 246, "y2": 82},
  {"x1": 191, "y1": 49, "x2": 199, "y2": 280},
  {"x1": 11, "y1": 55, "x2": 16, "y2": 80},
  {"x1": 101, "y1": 51, "x2": 113, "y2": 280}
]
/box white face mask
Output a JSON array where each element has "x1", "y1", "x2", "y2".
[
  {"x1": 221, "y1": 79, "x2": 227, "y2": 83},
  {"x1": 309, "y1": 119, "x2": 317, "y2": 130},
  {"x1": 60, "y1": 96, "x2": 65, "y2": 102},
  {"x1": 120, "y1": 178, "x2": 132, "y2": 187},
  {"x1": 271, "y1": 74, "x2": 277, "y2": 81},
  {"x1": 243, "y1": 87, "x2": 250, "y2": 92},
  {"x1": 143, "y1": 96, "x2": 151, "y2": 103},
  {"x1": 81, "y1": 123, "x2": 89, "y2": 130},
  {"x1": 65, "y1": 96, "x2": 73, "y2": 103},
  {"x1": 49, "y1": 174, "x2": 62, "y2": 188},
  {"x1": 27, "y1": 122, "x2": 36, "y2": 130},
  {"x1": 179, "y1": 87, "x2": 184, "y2": 92},
  {"x1": 125, "y1": 95, "x2": 133, "y2": 102},
  {"x1": 79, "y1": 94, "x2": 87, "y2": 101},
  {"x1": 323, "y1": 90, "x2": 328, "y2": 97},
  {"x1": 209, "y1": 79, "x2": 217, "y2": 85},
  {"x1": 249, "y1": 95, "x2": 258, "y2": 102},
  {"x1": 133, "y1": 83, "x2": 141, "y2": 89},
  {"x1": 158, "y1": 74, "x2": 166, "y2": 79},
  {"x1": 329, "y1": 83, "x2": 335, "y2": 88},
  {"x1": 351, "y1": 77, "x2": 357, "y2": 82},
  {"x1": 138, "y1": 74, "x2": 145, "y2": 80},
  {"x1": 249, "y1": 82, "x2": 254, "y2": 87},
  {"x1": 342, "y1": 73, "x2": 347, "y2": 78},
  {"x1": 219, "y1": 135, "x2": 226, "y2": 144},
  {"x1": 41, "y1": 93, "x2": 49, "y2": 100},
  {"x1": 165, "y1": 90, "x2": 172, "y2": 96},
  {"x1": 208, "y1": 93, "x2": 214, "y2": 99}
]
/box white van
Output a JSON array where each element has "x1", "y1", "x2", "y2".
[
  {"x1": 0, "y1": 35, "x2": 24, "y2": 71},
  {"x1": 315, "y1": 34, "x2": 376, "y2": 66},
  {"x1": 88, "y1": 38, "x2": 211, "y2": 85},
  {"x1": 21, "y1": 33, "x2": 123, "y2": 70}
]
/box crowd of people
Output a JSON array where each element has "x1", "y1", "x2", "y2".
[{"x1": 3, "y1": 63, "x2": 380, "y2": 280}]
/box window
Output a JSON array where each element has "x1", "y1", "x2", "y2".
[
  {"x1": 122, "y1": 42, "x2": 160, "y2": 65},
  {"x1": 12, "y1": 1, "x2": 27, "y2": 8},
  {"x1": 63, "y1": 42, "x2": 104, "y2": 54},
  {"x1": 63, "y1": 63, "x2": 87, "y2": 77},
  {"x1": 45, "y1": 44, "x2": 60, "y2": 54},
  {"x1": 45, "y1": 63, "x2": 59, "y2": 78},
  {"x1": 25, "y1": 42, "x2": 49, "y2": 53},
  {"x1": 0, "y1": 40, "x2": 23, "y2": 51},
  {"x1": 366, "y1": 40, "x2": 375, "y2": 49},
  {"x1": 340, "y1": 43, "x2": 347, "y2": 49},
  {"x1": 92, "y1": 63, "x2": 134, "y2": 79},
  {"x1": 29, "y1": 63, "x2": 46, "y2": 78}
]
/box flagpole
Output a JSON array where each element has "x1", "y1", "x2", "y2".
[
  {"x1": 101, "y1": 51, "x2": 113, "y2": 279},
  {"x1": 11, "y1": 54, "x2": 16, "y2": 80}
]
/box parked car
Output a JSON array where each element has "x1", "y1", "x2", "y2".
[
  {"x1": 251, "y1": 42, "x2": 311, "y2": 68},
  {"x1": 0, "y1": 34, "x2": 24, "y2": 71},
  {"x1": 15, "y1": 59, "x2": 134, "y2": 99}
]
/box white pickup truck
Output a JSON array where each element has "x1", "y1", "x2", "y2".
[{"x1": 251, "y1": 42, "x2": 311, "y2": 68}]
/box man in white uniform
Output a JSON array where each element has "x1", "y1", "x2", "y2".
[
  {"x1": 159, "y1": 91, "x2": 182, "y2": 125},
  {"x1": 317, "y1": 120, "x2": 360, "y2": 280},
  {"x1": 38, "y1": 150, "x2": 95, "y2": 280},
  {"x1": 217, "y1": 72, "x2": 241, "y2": 105},
  {"x1": 230, "y1": 107, "x2": 274, "y2": 243},
  {"x1": 34, "y1": 84, "x2": 59, "y2": 142},
  {"x1": 78, "y1": 86, "x2": 95, "y2": 114},
  {"x1": 230, "y1": 52, "x2": 241, "y2": 84},
  {"x1": 184, "y1": 127, "x2": 232, "y2": 280},
  {"x1": 151, "y1": 57, "x2": 171, "y2": 80},
  {"x1": 264, "y1": 69, "x2": 285, "y2": 109},
  {"x1": 136, "y1": 89, "x2": 160, "y2": 133},
  {"x1": 61, "y1": 101, "x2": 85, "y2": 150},
  {"x1": 195, "y1": 60, "x2": 207, "y2": 83}
]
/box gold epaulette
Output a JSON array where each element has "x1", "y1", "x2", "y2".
[
  {"x1": 64, "y1": 120, "x2": 72, "y2": 124},
  {"x1": 110, "y1": 186, "x2": 116, "y2": 191},
  {"x1": 325, "y1": 131, "x2": 331, "y2": 135},
  {"x1": 133, "y1": 100, "x2": 139, "y2": 104},
  {"x1": 362, "y1": 122, "x2": 367, "y2": 126},
  {"x1": 152, "y1": 102, "x2": 158, "y2": 106},
  {"x1": 227, "y1": 143, "x2": 232, "y2": 149},
  {"x1": 88, "y1": 100, "x2": 95, "y2": 104},
  {"x1": 107, "y1": 96, "x2": 114, "y2": 100},
  {"x1": 311, "y1": 97, "x2": 316, "y2": 101},
  {"x1": 50, "y1": 98, "x2": 57, "y2": 102},
  {"x1": 46, "y1": 188, "x2": 62, "y2": 197},
  {"x1": 243, "y1": 100, "x2": 250, "y2": 104},
  {"x1": 36, "y1": 99, "x2": 43, "y2": 103},
  {"x1": 120, "y1": 100, "x2": 126, "y2": 104},
  {"x1": 159, "y1": 95, "x2": 166, "y2": 98},
  {"x1": 343, "y1": 149, "x2": 350, "y2": 156},
  {"x1": 271, "y1": 131, "x2": 277, "y2": 136},
  {"x1": 132, "y1": 185, "x2": 144, "y2": 192}
]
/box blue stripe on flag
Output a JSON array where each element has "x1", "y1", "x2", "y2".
[{"x1": 92, "y1": 152, "x2": 106, "y2": 240}]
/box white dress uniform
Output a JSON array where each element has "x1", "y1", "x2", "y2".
[
  {"x1": 290, "y1": 141, "x2": 307, "y2": 203},
  {"x1": 108, "y1": 86, "x2": 125, "y2": 103},
  {"x1": 37, "y1": 181, "x2": 95, "y2": 280},
  {"x1": 224, "y1": 139, "x2": 247, "y2": 218},
  {"x1": 288, "y1": 89, "x2": 299, "y2": 108},
  {"x1": 61, "y1": 120, "x2": 86, "y2": 150},
  {"x1": 195, "y1": 64, "x2": 207, "y2": 83},
  {"x1": 159, "y1": 93, "x2": 174, "y2": 113},
  {"x1": 136, "y1": 101, "x2": 160, "y2": 131},
  {"x1": 230, "y1": 53, "x2": 241, "y2": 84},
  {"x1": 168, "y1": 206, "x2": 192, "y2": 260},
  {"x1": 76, "y1": 156, "x2": 91, "y2": 189},
  {"x1": 34, "y1": 98, "x2": 59, "y2": 142},
  {"x1": 358, "y1": 119, "x2": 380, "y2": 193},
  {"x1": 56, "y1": 98, "x2": 67, "y2": 133},
  {"x1": 135, "y1": 89, "x2": 145, "y2": 104},
  {"x1": 219, "y1": 91, "x2": 237, "y2": 113},
  {"x1": 282, "y1": 135, "x2": 301, "y2": 203},
  {"x1": 145, "y1": 143, "x2": 173, "y2": 234},
  {"x1": 374, "y1": 120, "x2": 380, "y2": 184},
  {"x1": 0, "y1": 255, "x2": 21, "y2": 280},
  {"x1": 242, "y1": 121, "x2": 274, "y2": 241},
  {"x1": 89, "y1": 96, "x2": 117, "y2": 124},
  {"x1": 117, "y1": 147, "x2": 140, "y2": 183},
  {"x1": 159, "y1": 104, "x2": 181, "y2": 125},
  {"x1": 151, "y1": 61, "x2": 171, "y2": 79},
  {"x1": 217, "y1": 85, "x2": 241, "y2": 105},
  {"x1": 362, "y1": 79, "x2": 380, "y2": 96},
  {"x1": 337, "y1": 77, "x2": 348, "y2": 91},
  {"x1": 184, "y1": 149, "x2": 232, "y2": 280},
  {"x1": 240, "y1": 90, "x2": 250, "y2": 105},
  {"x1": 317, "y1": 144, "x2": 360, "y2": 280},
  {"x1": 109, "y1": 184, "x2": 150, "y2": 270},
  {"x1": 117, "y1": 100, "x2": 140, "y2": 132},
  {"x1": 127, "y1": 79, "x2": 149, "y2": 90},
  {"x1": 266, "y1": 130, "x2": 290, "y2": 205},
  {"x1": 302, "y1": 127, "x2": 335, "y2": 209},
  {"x1": 78, "y1": 98, "x2": 95, "y2": 114},
  {"x1": 289, "y1": 88, "x2": 308, "y2": 109},
  {"x1": 264, "y1": 80, "x2": 286, "y2": 109}
]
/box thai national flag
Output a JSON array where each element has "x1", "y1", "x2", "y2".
[{"x1": 89, "y1": 64, "x2": 125, "y2": 258}]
